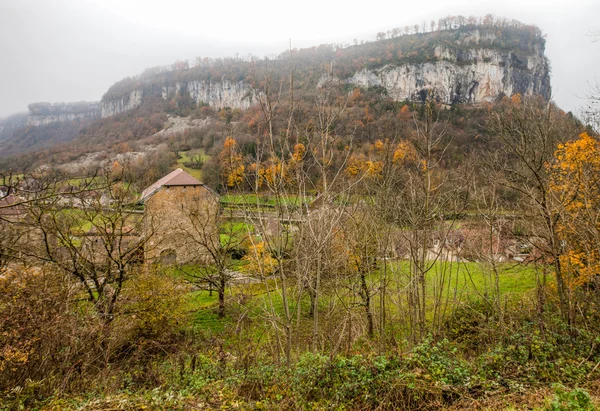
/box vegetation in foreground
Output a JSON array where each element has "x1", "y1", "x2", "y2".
[
  {"x1": 2, "y1": 264, "x2": 600, "y2": 411},
  {"x1": 2, "y1": 74, "x2": 600, "y2": 409}
]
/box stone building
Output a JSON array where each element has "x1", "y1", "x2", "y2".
[{"x1": 140, "y1": 168, "x2": 219, "y2": 265}]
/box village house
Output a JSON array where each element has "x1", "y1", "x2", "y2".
[{"x1": 140, "y1": 168, "x2": 219, "y2": 265}]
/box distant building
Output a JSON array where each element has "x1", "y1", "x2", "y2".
[{"x1": 140, "y1": 168, "x2": 219, "y2": 265}]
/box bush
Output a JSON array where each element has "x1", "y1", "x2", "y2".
[
  {"x1": 0, "y1": 266, "x2": 190, "y2": 405},
  {"x1": 547, "y1": 384, "x2": 595, "y2": 411},
  {"x1": 0, "y1": 266, "x2": 100, "y2": 401},
  {"x1": 410, "y1": 337, "x2": 472, "y2": 386}
]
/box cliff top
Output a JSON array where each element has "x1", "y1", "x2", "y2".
[{"x1": 102, "y1": 20, "x2": 545, "y2": 101}]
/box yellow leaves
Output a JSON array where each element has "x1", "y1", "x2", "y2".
[
  {"x1": 259, "y1": 160, "x2": 284, "y2": 187},
  {"x1": 366, "y1": 160, "x2": 383, "y2": 176},
  {"x1": 220, "y1": 137, "x2": 245, "y2": 188},
  {"x1": 242, "y1": 242, "x2": 277, "y2": 277},
  {"x1": 253, "y1": 156, "x2": 293, "y2": 188},
  {"x1": 223, "y1": 136, "x2": 237, "y2": 149},
  {"x1": 393, "y1": 141, "x2": 416, "y2": 164},
  {"x1": 346, "y1": 139, "x2": 417, "y2": 181},
  {"x1": 0, "y1": 342, "x2": 32, "y2": 373},
  {"x1": 510, "y1": 93, "x2": 522, "y2": 105},
  {"x1": 345, "y1": 155, "x2": 383, "y2": 179},
  {"x1": 346, "y1": 156, "x2": 363, "y2": 177},
  {"x1": 550, "y1": 132, "x2": 600, "y2": 209},
  {"x1": 559, "y1": 252, "x2": 600, "y2": 289},
  {"x1": 222, "y1": 139, "x2": 308, "y2": 189},
  {"x1": 550, "y1": 132, "x2": 600, "y2": 289},
  {"x1": 292, "y1": 143, "x2": 306, "y2": 163},
  {"x1": 227, "y1": 164, "x2": 246, "y2": 188},
  {"x1": 555, "y1": 132, "x2": 600, "y2": 170}
]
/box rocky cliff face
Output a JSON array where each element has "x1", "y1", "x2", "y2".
[
  {"x1": 101, "y1": 79, "x2": 258, "y2": 118},
  {"x1": 101, "y1": 90, "x2": 143, "y2": 118},
  {"x1": 99, "y1": 27, "x2": 551, "y2": 118},
  {"x1": 184, "y1": 80, "x2": 257, "y2": 110},
  {"x1": 347, "y1": 33, "x2": 550, "y2": 104},
  {"x1": 27, "y1": 102, "x2": 101, "y2": 126}
]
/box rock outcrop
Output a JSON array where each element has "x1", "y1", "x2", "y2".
[
  {"x1": 101, "y1": 78, "x2": 258, "y2": 118},
  {"x1": 101, "y1": 90, "x2": 143, "y2": 118},
  {"x1": 98, "y1": 27, "x2": 551, "y2": 117},
  {"x1": 26, "y1": 102, "x2": 101, "y2": 126},
  {"x1": 184, "y1": 80, "x2": 257, "y2": 110},
  {"x1": 347, "y1": 35, "x2": 550, "y2": 104}
]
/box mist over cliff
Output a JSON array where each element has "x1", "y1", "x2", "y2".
[
  {"x1": 0, "y1": 19, "x2": 552, "y2": 162},
  {"x1": 98, "y1": 24, "x2": 550, "y2": 118}
]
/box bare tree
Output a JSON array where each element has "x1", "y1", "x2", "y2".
[
  {"x1": 487, "y1": 95, "x2": 581, "y2": 326},
  {"x1": 179, "y1": 204, "x2": 247, "y2": 318},
  {"x1": 13, "y1": 176, "x2": 151, "y2": 324}
]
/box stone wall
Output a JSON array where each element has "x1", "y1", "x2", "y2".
[{"x1": 144, "y1": 185, "x2": 219, "y2": 265}]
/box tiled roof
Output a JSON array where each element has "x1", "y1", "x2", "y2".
[{"x1": 140, "y1": 168, "x2": 203, "y2": 202}]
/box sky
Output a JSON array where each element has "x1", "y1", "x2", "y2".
[{"x1": 0, "y1": 0, "x2": 598, "y2": 118}]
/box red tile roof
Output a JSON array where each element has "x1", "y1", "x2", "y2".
[{"x1": 140, "y1": 168, "x2": 203, "y2": 202}]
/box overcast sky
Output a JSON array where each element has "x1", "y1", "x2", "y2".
[{"x1": 0, "y1": 0, "x2": 598, "y2": 118}]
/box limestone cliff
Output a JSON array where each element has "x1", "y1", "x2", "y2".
[
  {"x1": 26, "y1": 102, "x2": 101, "y2": 126},
  {"x1": 101, "y1": 90, "x2": 143, "y2": 118},
  {"x1": 98, "y1": 25, "x2": 551, "y2": 117},
  {"x1": 101, "y1": 78, "x2": 258, "y2": 118},
  {"x1": 184, "y1": 80, "x2": 257, "y2": 110},
  {"x1": 347, "y1": 38, "x2": 550, "y2": 104}
]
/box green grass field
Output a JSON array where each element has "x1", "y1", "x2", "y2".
[
  {"x1": 183, "y1": 259, "x2": 540, "y2": 338},
  {"x1": 177, "y1": 149, "x2": 209, "y2": 181},
  {"x1": 387, "y1": 260, "x2": 538, "y2": 297},
  {"x1": 220, "y1": 193, "x2": 314, "y2": 207}
]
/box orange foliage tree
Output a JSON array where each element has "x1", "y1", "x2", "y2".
[
  {"x1": 219, "y1": 137, "x2": 245, "y2": 188},
  {"x1": 550, "y1": 132, "x2": 600, "y2": 289}
]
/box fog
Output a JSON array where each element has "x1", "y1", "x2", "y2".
[{"x1": 0, "y1": 0, "x2": 598, "y2": 118}]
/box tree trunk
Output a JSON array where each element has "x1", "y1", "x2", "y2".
[
  {"x1": 360, "y1": 272, "x2": 374, "y2": 338},
  {"x1": 218, "y1": 277, "x2": 226, "y2": 318}
]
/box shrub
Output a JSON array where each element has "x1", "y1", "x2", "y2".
[
  {"x1": 410, "y1": 337, "x2": 472, "y2": 386},
  {"x1": 547, "y1": 384, "x2": 595, "y2": 411}
]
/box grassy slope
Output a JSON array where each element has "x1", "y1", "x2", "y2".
[{"x1": 177, "y1": 149, "x2": 209, "y2": 181}]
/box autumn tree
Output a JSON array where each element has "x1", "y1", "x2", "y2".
[
  {"x1": 550, "y1": 132, "x2": 600, "y2": 297},
  {"x1": 220, "y1": 136, "x2": 246, "y2": 189}
]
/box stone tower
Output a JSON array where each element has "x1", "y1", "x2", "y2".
[{"x1": 141, "y1": 168, "x2": 219, "y2": 265}]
